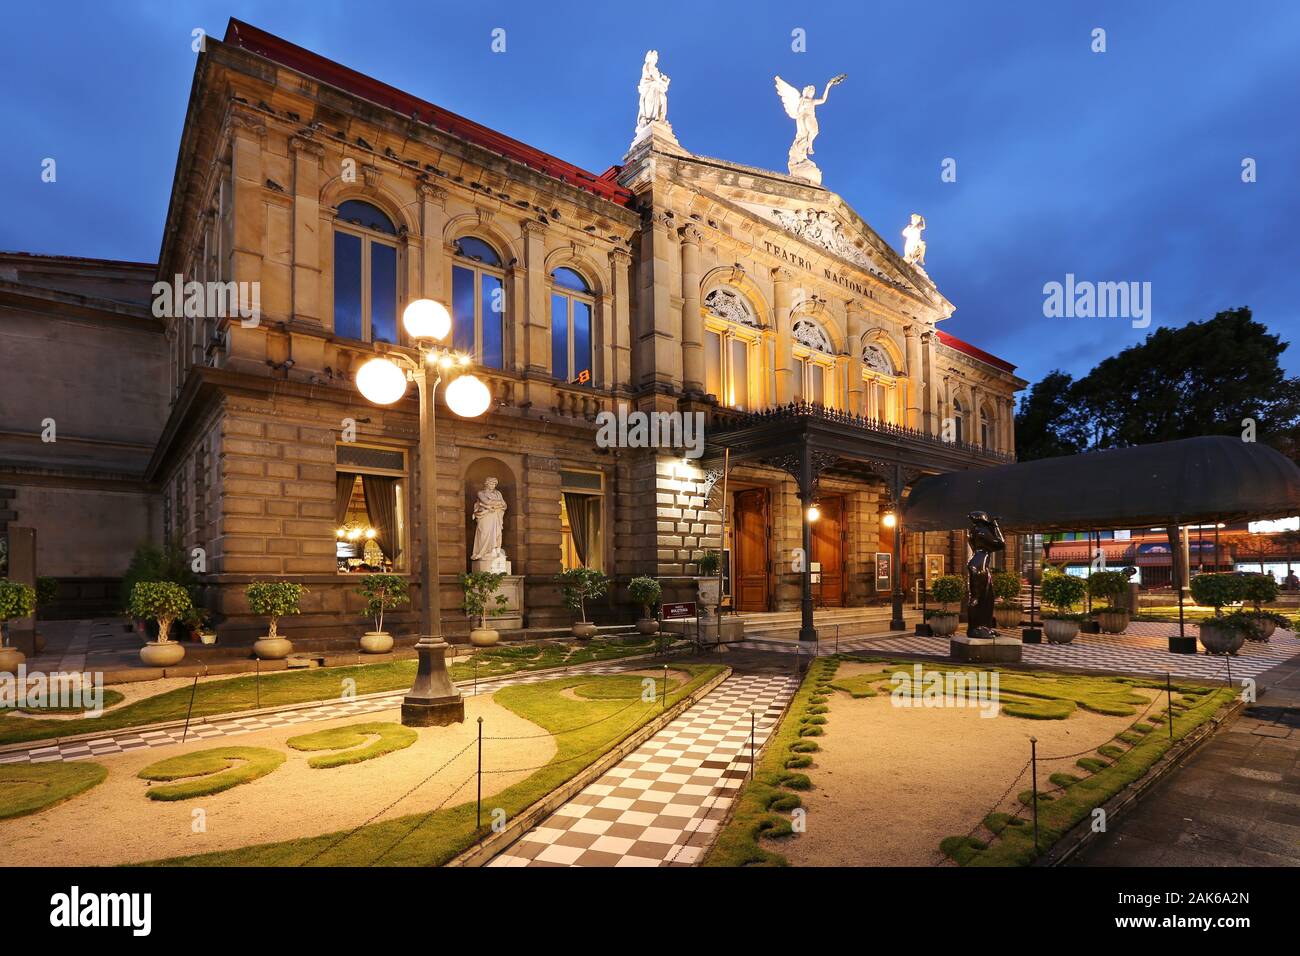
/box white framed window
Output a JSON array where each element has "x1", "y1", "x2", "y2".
[
  {"x1": 333, "y1": 200, "x2": 401, "y2": 345},
  {"x1": 550, "y1": 268, "x2": 595, "y2": 386},
  {"x1": 793, "y1": 318, "x2": 836, "y2": 408},
  {"x1": 450, "y1": 236, "x2": 506, "y2": 369}
]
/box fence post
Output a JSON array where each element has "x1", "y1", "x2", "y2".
[
  {"x1": 476, "y1": 716, "x2": 483, "y2": 830},
  {"x1": 1030, "y1": 736, "x2": 1039, "y2": 853},
  {"x1": 662, "y1": 664, "x2": 668, "y2": 709},
  {"x1": 750, "y1": 711, "x2": 756, "y2": 780},
  {"x1": 255, "y1": 658, "x2": 260, "y2": 710},
  {"x1": 1166, "y1": 672, "x2": 1174, "y2": 742},
  {"x1": 181, "y1": 672, "x2": 200, "y2": 743}
]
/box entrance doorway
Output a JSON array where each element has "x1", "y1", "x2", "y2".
[
  {"x1": 732, "y1": 488, "x2": 770, "y2": 612},
  {"x1": 812, "y1": 495, "x2": 846, "y2": 607}
]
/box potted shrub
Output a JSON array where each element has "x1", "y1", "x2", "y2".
[
  {"x1": 121, "y1": 542, "x2": 199, "y2": 641},
  {"x1": 1041, "y1": 570, "x2": 1087, "y2": 644},
  {"x1": 128, "y1": 581, "x2": 192, "y2": 667},
  {"x1": 926, "y1": 575, "x2": 964, "y2": 637},
  {"x1": 629, "y1": 576, "x2": 663, "y2": 635},
  {"x1": 0, "y1": 579, "x2": 37, "y2": 673},
  {"x1": 1087, "y1": 570, "x2": 1131, "y2": 634},
  {"x1": 1190, "y1": 572, "x2": 1248, "y2": 655},
  {"x1": 1241, "y1": 572, "x2": 1281, "y2": 641},
  {"x1": 558, "y1": 567, "x2": 608, "y2": 639},
  {"x1": 697, "y1": 551, "x2": 721, "y2": 611},
  {"x1": 245, "y1": 581, "x2": 307, "y2": 660},
  {"x1": 991, "y1": 571, "x2": 1021, "y2": 629},
  {"x1": 186, "y1": 606, "x2": 218, "y2": 645},
  {"x1": 357, "y1": 573, "x2": 409, "y2": 653},
  {"x1": 460, "y1": 571, "x2": 508, "y2": 647}
]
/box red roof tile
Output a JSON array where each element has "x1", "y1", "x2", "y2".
[
  {"x1": 222, "y1": 19, "x2": 636, "y2": 208},
  {"x1": 936, "y1": 329, "x2": 1016, "y2": 373}
]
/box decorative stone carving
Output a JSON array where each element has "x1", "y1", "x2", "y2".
[
  {"x1": 630, "y1": 51, "x2": 682, "y2": 151},
  {"x1": 792, "y1": 318, "x2": 832, "y2": 354},
  {"x1": 773, "y1": 73, "x2": 846, "y2": 185},
  {"x1": 770, "y1": 208, "x2": 871, "y2": 270},
  {"x1": 470, "y1": 477, "x2": 510, "y2": 573},
  {"x1": 704, "y1": 287, "x2": 757, "y2": 327},
  {"x1": 902, "y1": 213, "x2": 927, "y2": 268},
  {"x1": 862, "y1": 342, "x2": 895, "y2": 375}
]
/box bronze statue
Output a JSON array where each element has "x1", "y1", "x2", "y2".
[{"x1": 966, "y1": 511, "x2": 1006, "y2": 637}]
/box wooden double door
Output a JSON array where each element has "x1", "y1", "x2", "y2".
[{"x1": 731, "y1": 488, "x2": 847, "y2": 611}]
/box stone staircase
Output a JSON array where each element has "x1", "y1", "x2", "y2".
[{"x1": 732, "y1": 605, "x2": 920, "y2": 645}]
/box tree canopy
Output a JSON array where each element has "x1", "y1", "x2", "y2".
[{"x1": 1015, "y1": 308, "x2": 1300, "y2": 461}]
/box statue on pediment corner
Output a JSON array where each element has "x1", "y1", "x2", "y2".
[{"x1": 774, "y1": 74, "x2": 846, "y2": 185}]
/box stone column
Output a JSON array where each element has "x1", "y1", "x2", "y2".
[
  {"x1": 522, "y1": 219, "x2": 549, "y2": 377},
  {"x1": 904, "y1": 323, "x2": 923, "y2": 429},
  {"x1": 609, "y1": 248, "x2": 633, "y2": 389},
  {"x1": 417, "y1": 182, "x2": 449, "y2": 302},
  {"x1": 773, "y1": 267, "x2": 795, "y2": 404},
  {"x1": 922, "y1": 330, "x2": 938, "y2": 435},
  {"x1": 679, "y1": 225, "x2": 704, "y2": 394},
  {"x1": 846, "y1": 303, "x2": 866, "y2": 416}
]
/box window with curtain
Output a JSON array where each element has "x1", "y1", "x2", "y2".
[
  {"x1": 333, "y1": 200, "x2": 400, "y2": 344},
  {"x1": 560, "y1": 469, "x2": 603, "y2": 571},
  {"x1": 550, "y1": 267, "x2": 594, "y2": 386},
  {"x1": 792, "y1": 317, "x2": 836, "y2": 408},
  {"x1": 334, "y1": 445, "x2": 408, "y2": 573},
  {"x1": 451, "y1": 236, "x2": 505, "y2": 369},
  {"x1": 702, "y1": 320, "x2": 756, "y2": 409}
]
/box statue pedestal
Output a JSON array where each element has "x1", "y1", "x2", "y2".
[
  {"x1": 950, "y1": 634, "x2": 1022, "y2": 664},
  {"x1": 626, "y1": 120, "x2": 688, "y2": 160},
  {"x1": 485, "y1": 574, "x2": 524, "y2": 631}
]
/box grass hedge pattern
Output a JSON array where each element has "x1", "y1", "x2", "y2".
[
  {"x1": 0, "y1": 761, "x2": 108, "y2": 819},
  {"x1": 138, "y1": 746, "x2": 286, "y2": 801},
  {"x1": 286, "y1": 722, "x2": 418, "y2": 769}
]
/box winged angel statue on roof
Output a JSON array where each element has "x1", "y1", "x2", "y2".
[{"x1": 774, "y1": 73, "x2": 846, "y2": 185}]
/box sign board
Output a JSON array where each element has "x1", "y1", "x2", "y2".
[
  {"x1": 661, "y1": 601, "x2": 696, "y2": 620},
  {"x1": 925, "y1": 554, "x2": 944, "y2": 581},
  {"x1": 875, "y1": 552, "x2": 892, "y2": 592}
]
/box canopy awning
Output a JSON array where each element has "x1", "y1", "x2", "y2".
[{"x1": 904, "y1": 436, "x2": 1300, "y2": 533}]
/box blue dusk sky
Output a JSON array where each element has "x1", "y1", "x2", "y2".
[{"x1": 2, "y1": 0, "x2": 1297, "y2": 391}]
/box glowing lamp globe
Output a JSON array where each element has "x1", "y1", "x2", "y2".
[
  {"x1": 806, "y1": 505, "x2": 820, "y2": 523},
  {"x1": 402, "y1": 298, "x2": 452, "y2": 341},
  {"x1": 444, "y1": 373, "x2": 491, "y2": 418},
  {"x1": 882, "y1": 511, "x2": 897, "y2": 528},
  {"x1": 356, "y1": 357, "x2": 408, "y2": 405}
]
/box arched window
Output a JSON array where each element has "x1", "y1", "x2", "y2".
[
  {"x1": 861, "y1": 340, "x2": 904, "y2": 425},
  {"x1": 702, "y1": 286, "x2": 759, "y2": 410},
  {"x1": 550, "y1": 267, "x2": 594, "y2": 387},
  {"x1": 792, "y1": 318, "x2": 837, "y2": 408},
  {"x1": 451, "y1": 236, "x2": 505, "y2": 369},
  {"x1": 333, "y1": 200, "x2": 399, "y2": 344},
  {"x1": 952, "y1": 397, "x2": 965, "y2": 443}
]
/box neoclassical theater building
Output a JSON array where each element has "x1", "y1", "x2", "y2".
[{"x1": 0, "y1": 20, "x2": 1023, "y2": 644}]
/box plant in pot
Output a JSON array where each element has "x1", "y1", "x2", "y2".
[
  {"x1": 628, "y1": 576, "x2": 663, "y2": 635},
  {"x1": 245, "y1": 581, "x2": 307, "y2": 660},
  {"x1": 357, "y1": 573, "x2": 409, "y2": 654},
  {"x1": 0, "y1": 579, "x2": 37, "y2": 673},
  {"x1": 460, "y1": 571, "x2": 508, "y2": 647},
  {"x1": 185, "y1": 606, "x2": 218, "y2": 645},
  {"x1": 925, "y1": 575, "x2": 964, "y2": 637},
  {"x1": 128, "y1": 581, "x2": 193, "y2": 667},
  {"x1": 991, "y1": 571, "x2": 1021, "y2": 629},
  {"x1": 557, "y1": 567, "x2": 608, "y2": 639},
  {"x1": 121, "y1": 542, "x2": 199, "y2": 641},
  {"x1": 1040, "y1": 570, "x2": 1087, "y2": 644},
  {"x1": 1240, "y1": 572, "x2": 1282, "y2": 641},
  {"x1": 1087, "y1": 570, "x2": 1131, "y2": 634},
  {"x1": 696, "y1": 551, "x2": 721, "y2": 612},
  {"x1": 1189, "y1": 572, "x2": 1249, "y2": 655}
]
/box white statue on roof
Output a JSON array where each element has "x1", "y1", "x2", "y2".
[
  {"x1": 636, "y1": 51, "x2": 670, "y2": 128},
  {"x1": 774, "y1": 73, "x2": 846, "y2": 185},
  {"x1": 902, "y1": 213, "x2": 927, "y2": 268}
]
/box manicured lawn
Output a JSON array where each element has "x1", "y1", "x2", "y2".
[
  {"x1": 287, "y1": 721, "x2": 418, "y2": 769},
  {"x1": 143, "y1": 664, "x2": 723, "y2": 866},
  {"x1": 138, "y1": 747, "x2": 286, "y2": 801},
  {"x1": 0, "y1": 636, "x2": 670, "y2": 747},
  {"x1": 0, "y1": 761, "x2": 109, "y2": 819},
  {"x1": 1, "y1": 689, "x2": 125, "y2": 715}
]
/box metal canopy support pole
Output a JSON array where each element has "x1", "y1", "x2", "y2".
[
  {"x1": 799, "y1": 448, "x2": 817, "y2": 643},
  {"x1": 717, "y1": 448, "x2": 730, "y2": 635}
]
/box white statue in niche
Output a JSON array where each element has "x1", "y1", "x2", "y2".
[
  {"x1": 902, "y1": 213, "x2": 927, "y2": 268},
  {"x1": 774, "y1": 73, "x2": 846, "y2": 184},
  {"x1": 635, "y1": 51, "x2": 670, "y2": 129},
  {"x1": 470, "y1": 477, "x2": 510, "y2": 573}
]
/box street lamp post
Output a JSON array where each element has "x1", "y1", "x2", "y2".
[{"x1": 355, "y1": 299, "x2": 491, "y2": 727}]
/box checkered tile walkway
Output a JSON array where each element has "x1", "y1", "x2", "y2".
[
  {"x1": 487, "y1": 672, "x2": 799, "y2": 867},
  {"x1": 0, "y1": 661, "x2": 650, "y2": 766},
  {"x1": 733, "y1": 622, "x2": 1300, "y2": 683}
]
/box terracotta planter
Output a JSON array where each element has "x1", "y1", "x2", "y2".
[
  {"x1": 635, "y1": 618, "x2": 659, "y2": 635},
  {"x1": 0, "y1": 647, "x2": 26, "y2": 674},
  {"x1": 928, "y1": 612, "x2": 959, "y2": 637},
  {"x1": 253, "y1": 636, "x2": 293, "y2": 660},
  {"x1": 1096, "y1": 609, "x2": 1130, "y2": 634},
  {"x1": 1043, "y1": 618, "x2": 1080, "y2": 644},
  {"x1": 469, "y1": 628, "x2": 500, "y2": 647},
  {"x1": 571, "y1": 622, "x2": 598, "y2": 640},
  {"x1": 994, "y1": 606, "x2": 1021, "y2": 629},
  {"x1": 1245, "y1": 615, "x2": 1276, "y2": 642},
  {"x1": 360, "y1": 631, "x2": 394, "y2": 654},
  {"x1": 139, "y1": 641, "x2": 185, "y2": 667},
  {"x1": 1198, "y1": 622, "x2": 1245, "y2": 656},
  {"x1": 198, "y1": 631, "x2": 218, "y2": 646}
]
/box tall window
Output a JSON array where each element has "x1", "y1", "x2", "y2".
[
  {"x1": 333, "y1": 200, "x2": 399, "y2": 344},
  {"x1": 952, "y1": 397, "x2": 965, "y2": 443},
  {"x1": 335, "y1": 444, "x2": 408, "y2": 573},
  {"x1": 451, "y1": 236, "x2": 505, "y2": 369},
  {"x1": 980, "y1": 407, "x2": 992, "y2": 448},
  {"x1": 550, "y1": 268, "x2": 594, "y2": 386},
  {"x1": 703, "y1": 287, "x2": 760, "y2": 410},
  {"x1": 862, "y1": 341, "x2": 903, "y2": 424},
  {"x1": 560, "y1": 469, "x2": 603, "y2": 570},
  {"x1": 793, "y1": 318, "x2": 836, "y2": 408}
]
